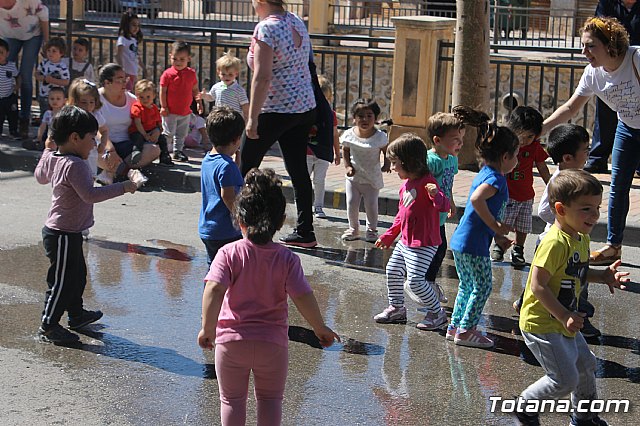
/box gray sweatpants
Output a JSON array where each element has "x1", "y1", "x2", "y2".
[{"x1": 520, "y1": 331, "x2": 598, "y2": 421}]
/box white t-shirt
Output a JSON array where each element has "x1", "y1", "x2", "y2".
[
  {"x1": 576, "y1": 46, "x2": 640, "y2": 129},
  {"x1": 0, "y1": 0, "x2": 48, "y2": 41},
  {"x1": 187, "y1": 113, "x2": 206, "y2": 144},
  {"x1": 117, "y1": 36, "x2": 139, "y2": 76},
  {"x1": 340, "y1": 128, "x2": 388, "y2": 189},
  {"x1": 99, "y1": 91, "x2": 137, "y2": 143}
]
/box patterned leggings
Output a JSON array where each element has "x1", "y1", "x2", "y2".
[
  {"x1": 451, "y1": 250, "x2": 493, "y2": 330},
  {"x1": 386, "y1": 242, "x2": 440, "y2": 313}
]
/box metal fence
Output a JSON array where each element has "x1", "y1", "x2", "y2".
[
  {"x1": 45, "y1": 1, "x2": 594, "y2": 48},
  {"x1": 50, "y1": 27, "x2": 395, "y2": 129}
]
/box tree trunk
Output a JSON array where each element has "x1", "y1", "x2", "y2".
[{"x1": 452, "y1": 0, "x2": 491, "y2": 171}]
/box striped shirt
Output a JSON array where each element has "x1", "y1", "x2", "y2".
[
  {"x1": 0, "y1": 61, "x2": 18, "y2": 98},
  {"x1": 208, "y1": 81, "x2": 248, "y2": 116}
]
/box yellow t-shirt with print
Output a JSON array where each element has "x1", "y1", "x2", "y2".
[{"x1": 519, "y1": 225, "x2": 590, "y2": 337}]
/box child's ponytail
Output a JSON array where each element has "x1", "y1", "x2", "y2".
[
  {"x1": 452, "y1": 105, "x2": 519, "y2": 163},
  {"x1": 234, "y1": 168, "x2": 286, "y2": 245}
]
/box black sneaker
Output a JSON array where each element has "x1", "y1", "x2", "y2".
[
  {"x1": 279, "y1": 230, "x2": 318, "y2": 248},
  {"x1": 490, "y1": 243, "x2": 504, "y2": 262},
  {"x1": 513, "y1": 411, "x2": 540, "y2": 426},
  {"x1": 130, "y1": 149, "x2": 142, "y2": 165},
  {"x1": 172, "y1": 150, "x2": 189, "y2": 162},
  {"x1": 511, "y1": 244, "x2": 526, "y2": 267},
  {"x1": 38, "y1": 324, "x2": 80, "y2": 344},
  {"x1": 68, "y1": 309, "x2": 104, "y2": 330},
  {"x1": 159, "y1": 154, "x2": 174, "y2": 166},
  {"x1": 580, "y1": 318, "x2": 602, "y2": 338},
  {"x1": 570, "y1": 414, "x2": 608, "y2": 425}
]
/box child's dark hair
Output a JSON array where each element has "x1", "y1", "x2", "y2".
[
  {"x1": 48, "y1": 86, "x2": 66, "y2": 97},
  {"x1": 98, "y1": 63, "x2": 124, "y2": 86},
  {"x1": 44, "y1": 37, "x2": 66, "y2": 55},
  {"x1": 507, "y1": 106, "x2": 543, "y2": 137},
  {"x1": 233, "y1": 168, "x2": 286, "y2": 245},
  {"x1": 351, "y1": 98, "x2": 381, "y2": 119},
  {"x1": 206, "y1": 106, "x2": 245, "y2": 147},
  {"x1": 0, "y1": 38, "x2": 9, "y2": 51},
  {"x1": 548, "y1": 169, "x2": 603, "y2": 208},
  {"x1": 546, "y1": 124, "x2": 590, "y2": 165},
  {"x1": 171, "y1": 41, "x2": 191, "y2": 56},
  {"x1": 427, "y1": 112, "x2": 465, "y2": 142},
  {"x1": 386, "y1": 133, "x2": 429, "y2": 177},
  {"x1": 453, "y1": 105, "x2": 519, "y2": 164},
  {"x1": 118, "y1": 11, "x2": 143, "y2": 42},
  {"x1": 74, "y1": 38, "x2": 90, "y2": 51},
  {"x1": 49, "y1": 105, "x2": 98, "y2": 146}
]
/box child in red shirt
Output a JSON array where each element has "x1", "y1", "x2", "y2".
[
  {"x1": 159, "y1": 41, "x2": 202, "y2": 163},
  {"x1": 129, "y1": 79, "x2": 173, "y2": 166},
  {"x1": 492, "y1": 106, "x2": 551, "y2": 267}
]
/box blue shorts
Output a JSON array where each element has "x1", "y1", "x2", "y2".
[{"x1": 113, "y1": 139, "x2": 134, "y2": 161}]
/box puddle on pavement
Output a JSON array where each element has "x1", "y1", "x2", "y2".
[{"x1": 0, "y1": 239, "x2": 638, "y2": 424}]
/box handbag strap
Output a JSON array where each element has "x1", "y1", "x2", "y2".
[{"x1": 632, "y1": 48, "x2": 640, "y2": 86}]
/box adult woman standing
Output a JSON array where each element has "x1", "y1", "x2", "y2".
[
  {"x1": 542, "y1": 17, "x2": 639, "y2": 265},
  {"x1": 243, "y1": 0, "x2": 318, "y2": 248},
  {"x1": 0, "y1": 0, "x2": 49, "y2": 138},
  {"x1": 98, "y1": 63, "x2": 160, "y2": 170}
]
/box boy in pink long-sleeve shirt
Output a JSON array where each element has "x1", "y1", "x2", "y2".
[{"x1": 35, "y1": 106, "x2": 137, "y2": 344}]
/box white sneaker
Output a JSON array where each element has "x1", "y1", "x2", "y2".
[
  {"x1": 341, "y1": 229, "x2": 359, "y2": 241},
  {"x1": 96, "y1": 171, "x2": 113, "y2": 186},
  {"x1": 81, "y1": 229, "x2": 90, "y2": 240},
  {"x1": 365, "y1": 229, "x2": 378, "y2": 243},
  {"x1": 127, "y1": 169, "x2": 148, "y2": 188},
  {"x1": 314, "y1": 207, "x2": 327, "y2": 218}
]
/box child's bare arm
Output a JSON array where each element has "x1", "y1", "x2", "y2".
[
  {"x1": 197, "y1": 280, "x2": 227, "y2": 350},
  {"x1": 290, "y1": 291, "x2": 340, "y2": 347},
  {"x1": 448, "y1": 181, "x2": 457, "y2": 218},
  {"x1": 36, "y1": 122, "x2": 46, "y2": 142},
  {"x1": 530, "y1": 265, "x2": 584, "y2": 333},
  {"x1": 45, "y1": 75, "x2": 69, "y2": 87},
  {"x1": 380, "y1": 145, "x2": 391, "y2": 172},
  {"x1": 220, "y1": 186, "x2": 237, "y2": 213},
  {"x1": 116, "y1": 45, "x2": 124, "y2": 68},
  {"x1": 192, "y1": 84, "x2": 203, "y2": 115},
  {"x1": 536, "y1": 160, "x2": 551, "y2": 184},
  {"x1": 199, "y1": 89, "x2": 214, "y2": 102},
  {"x1": 587, "y1": 259, "x2": 629, "y2": 293},
  {"x1": 159, "y1": 86, "x2": 168, "y2": 116},
  {"x1": 133, "y1": 117, "x2": 148, "y2": 140},
  {"x1": 343, "y1": 146, "x2": 354, "y2": 176},
  {"x1": 470, "y1": 183, "x2": 511, "y2": 235}
]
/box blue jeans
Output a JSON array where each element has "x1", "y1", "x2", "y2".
[
  {"x1": 608, "y1": 121, "x2": 640, "y2": 245},
  {"x1": 7, "y1": 35, "x2": 42, "y2": 120},
  {"x1": 588, "y1": 98, "x2": 617, "y2": 168}
]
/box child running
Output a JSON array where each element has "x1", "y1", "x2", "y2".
[
  {"x1": 447, "y1": 106, "x2": 520, "y2": 348},
  {"x1": 492, "y1": 106, "x2": 551, "y2": 267},
  {"x1": 424, "y1": 111, "x2": 465, "y2": 304},
  {"x1": 199, "y1": 106, "x2": 245, "y2": 266},
  {"x1": 515, "y1": 169, "x2": 628, "y2": 426},
  {"x1": 116, "y1": 11, "x2": 143, "y2": 92},
  {"x1": 341, "y1": 98, "x2": 390, "y2": 242},
  {"x1": 373, "y1": 133, "x2": 450, "y2": 330},
  {"x1": 35, "y1": 106, "x2": 138, "y2": 344},
  {"x1": 198, "y1": 168, "x2": 339, "y2": 426}
]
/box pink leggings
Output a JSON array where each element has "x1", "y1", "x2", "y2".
[{"x1": 215, "y1": 340, "x2": 288, "y2": 426}]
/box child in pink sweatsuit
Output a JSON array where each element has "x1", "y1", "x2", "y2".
[{"x1": 197, "y1": 168, "x2": 339, "y2": 426}]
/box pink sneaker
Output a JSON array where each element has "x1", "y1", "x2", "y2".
[
  {"x1": 446, "y1": 324, "x2": 457, "y2": 341},
  {"x1": 454, "y1": 327, "x2": 494, "y2": 348},
  {"x1": 373, "y1": 305, "x2": 407, "y2": 324},
  {"x1": 416, "y1": 307, "x2": 448, "y2": 331}
]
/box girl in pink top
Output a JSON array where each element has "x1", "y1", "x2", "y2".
[
  {"x1": 373, "y1": 134, "x2": 451, "y2": 331},
  {"x1": 198, "y1": 168, "x2": 339, "y2": 426}
]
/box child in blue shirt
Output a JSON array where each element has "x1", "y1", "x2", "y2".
[
  {"x1": 447, "y1": 106, "x2": 520, "y2": 349},
  {"x1": 199, "y1": 106, "x2": 246, "y2": 265}
]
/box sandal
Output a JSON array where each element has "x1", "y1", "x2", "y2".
[{"x1": 589, "y1": 244, "x2": 621, "y2": 266}]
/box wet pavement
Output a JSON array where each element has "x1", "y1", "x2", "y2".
[{"x1": 1, "y1": 170, "x2": 639, "y2": 425}]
